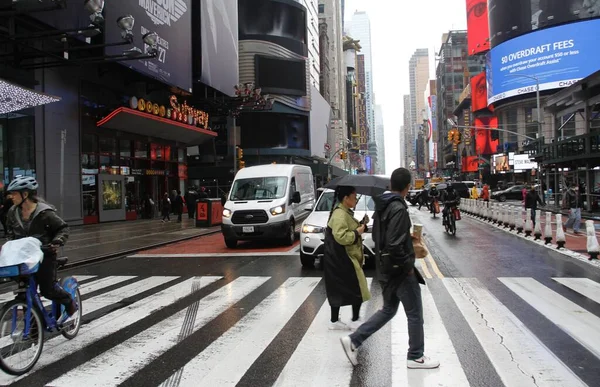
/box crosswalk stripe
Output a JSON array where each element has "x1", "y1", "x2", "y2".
[
  {"x1": 392, "y1": 282, "x2": 469, "y2": 386},
  {"x1": 48, "y1": 276, "x2": 270, "y2": 387},
  {"x1": 83, "y1": 276, "x2": 178, "y2": 316},
  {"x1": 500, "y1": 277, "x2": 600, "y2": 361},
  {"x1": 163, "y1": 277, "x2": 321, "y2": 387},
  {"x1": 447, "y1": 278, "x2": 586, "y2": 386},
  {"x1": 77, "y1": 275, "x2": 137, "y2": 295},
  {"x1": 273, "y1": 279, "x2": 373, "y2": 386},
  {"x1": 0, "y1": 276, "x2": 222, "y2": 386},
  {"x1": 70, "y1": 275, "x2": 97, "y2": 282},
  {"x1": 552, "y1": 277, "x2": 600, "y2": 305}
]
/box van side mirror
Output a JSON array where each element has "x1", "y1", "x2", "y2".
[
  {"x1": 305, "y1": 203, "x2": 314, "y2": 212},
  {"x1": 292, "y1": 191, "x2": 301, "y2": 204}
]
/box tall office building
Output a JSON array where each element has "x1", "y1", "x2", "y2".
[
  {"x1": 294, "y1": 0, "x2": 320, "y2": 90},
  {"x1": 375, "y1": 105, "x2": 385, "y2": 174},
  {"x1": 403, "y1": 94, "x2": 412, "y2": 167},
  {"x1": 408, "y1": 48, "x2": 430, "y2": 173},
  {"x1": 348, "y1": 11, "x2": 377, "y2": 164}
]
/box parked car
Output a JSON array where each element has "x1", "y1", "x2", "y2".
[
  {"x1": 491, "y1": 185, "x2": 526, "y2": 202},
  {"x1": 299, "y1": 189, "x2": 376, "y2": 268}
]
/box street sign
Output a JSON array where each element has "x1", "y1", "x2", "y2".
[{"x1": 324, "y1": 143, "x2": 331, "y2": 151}]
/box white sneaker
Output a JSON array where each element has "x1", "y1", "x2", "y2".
[
  {"x1": 340, "y1": 336, "x2": 359, "y2": 366},
  {"x1": 329, "y1": 321, "x2": 351, "y2": 331},
  {"x1": 407, "y1": 355, "x2": 440, "y2": 369}
]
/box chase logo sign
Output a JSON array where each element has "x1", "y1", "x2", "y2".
[{"x1": 139, "y1": 0, "x2": 188, "y2": 26}]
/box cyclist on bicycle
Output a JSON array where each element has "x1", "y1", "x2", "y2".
[
  {"x1": 441, "y1": 183, "x2": 460, "y2": 226},
  {"x1": 428, "y1": 184, "x2": 441, "y2": 214},
  {"x1": 5, "y1": 176, "x2": 77, "y2": 317}
]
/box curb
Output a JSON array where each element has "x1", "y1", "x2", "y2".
[{"x1": 463, "y1": 212, "x2": 600, "y2": 270}]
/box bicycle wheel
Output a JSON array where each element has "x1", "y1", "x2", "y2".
[
  {"x1": 450, "y1": 214, "x2": 457, "y2": 236},
  {"x1": 61, "y1": 288, "x2": 82, "y2": 339},
  {"x1": 0, "y1": 300, "x2": 44, "y2": 376}
]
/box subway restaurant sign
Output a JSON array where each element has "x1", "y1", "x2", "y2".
[{"x1": 129, "y1": 95, "x2": 209, "y2": 130}]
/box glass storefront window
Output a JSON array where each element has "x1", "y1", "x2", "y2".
[
  {"x1": 82, "y1": 175, "x2": 97, "y2": 216},
  {"x1": 0, "y1": 112, "x2": 36, "y2": 184},
  {"x1": 83, "y1": 134, "x2": 97, "y2": 153},
  {"x1": 135, "y1": 141, "x2": 148, "y2": 158},
  {"x1": 120, "y1": 140, "x2": 132, "y2": 157},
  {"x1": 81, "y1": 153, "x2": 98, "y2": 171},
  {"x1": 178, "y1": 148, "x2": 185, "y2": 163},
  {"x1": 99, "y1": 137, "x2": 116, "y2": 154}
]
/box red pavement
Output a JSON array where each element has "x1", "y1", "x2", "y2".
[{"x1": 142, "y1": 232, "x2": 300, "y2": 255}]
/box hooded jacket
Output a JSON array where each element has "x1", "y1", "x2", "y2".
[
  {"x1": 6, "y1": 202, "x2": 69, "y2": 257},
  {"x1": 373, "y1": 193, "x2": 424, "y2": 285}
]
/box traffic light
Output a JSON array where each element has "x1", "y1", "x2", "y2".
[
  {"x1": 236, "y1": 146, "x2": 243, "y2": 160},
  {"x1": 238, "y1": 160, "x2": 246, "y2": 169},
  {"x1": 340, "y1": 151, "x2": 347, "y2": 160}
]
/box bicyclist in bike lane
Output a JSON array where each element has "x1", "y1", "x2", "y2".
[
  {"x1": 4, "y1": 176, "x2": 77, "y2": 317},
  {"x1": 441, "y1": 183, "x2": 460, "y2": 226}
]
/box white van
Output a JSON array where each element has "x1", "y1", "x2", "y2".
[{"x1": 221, "y1": 164, "x2": 315, "y2": 248}]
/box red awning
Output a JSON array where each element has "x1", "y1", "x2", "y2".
[{"x1": 97, "y1": 107, "x2": 217, "y2": 145}]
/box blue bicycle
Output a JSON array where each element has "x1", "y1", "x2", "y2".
[{"x1": 0, "y1": 255, "x2": 82, "y2": 375}]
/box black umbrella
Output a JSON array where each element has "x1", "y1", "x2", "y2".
[{"x1": 325, "y1": 175, "x2": 390, "y2": 197}]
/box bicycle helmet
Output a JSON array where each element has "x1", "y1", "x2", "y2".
[{"x1": 7, "y1": 176, "x2": 39, "y2": 192}]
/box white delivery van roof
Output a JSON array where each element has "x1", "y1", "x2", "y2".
[{"x1": 235, "y1": 164, "x2": 311, "y2": 179}]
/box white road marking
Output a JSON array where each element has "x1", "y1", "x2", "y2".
[
  {"x1": 48, "y1": 276, "x2": 269, "y2": 387},
  {"x1": 500, "y1": 277, "x2": 600, "y2": 361},
  {"x1": 164, "y1": 277, "x2": 321, "y2": 387},
  {"x1": 77, "y1": 276, "x2": 137, "y2": 294},
  {"x1": 0, "y1": 276, "x2": 222, "y2": 385},
  {"x1": 273, "y1": 279, "x2": 373, "y2": 387},
  {"x1": 446, "y1": 278, "x2": 585, "y2": 386},
  {"x1": 392, "y1": 283, "x2": 469, "y2": 386},
  {"x1": 553, "y1": 277, "x2": 600, "y2": 305},
  {"x1": 129, "y1": 253, "x2": 299, "y2": 258}
]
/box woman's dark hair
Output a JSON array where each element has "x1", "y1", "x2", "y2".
[{"x1": 328, "y1": 185, "x2": 356, "y2": 221}]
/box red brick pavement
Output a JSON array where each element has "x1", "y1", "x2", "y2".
[{"x1": 142, "y1": 232, "x2": 300, "y2": 255}]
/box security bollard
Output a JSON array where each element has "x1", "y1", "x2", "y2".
[
  {"x1": 516, "y1": 210, "x2": 524, "y2": 234},
  {"x1": 509, "y1": 208, "x2": 516, "y2": 231},
  {"x1": 492, "y1": 204, "x2": 499, "y2": 224},
  {"x1": 524, "y1": 214, "x2": 533, "y2": 237},
  {"x1": 504, "y1": 206, "x2": 511, "y2": 228},
  {"x1": 586, "y1": 220, "x2": 599, "y2": 260},
  {"x1": 555, "y1": 214, "x2": 566, "y2": 249},
  {"x1": 544, "y1": 212, "x2": 553, "y2": 245},
  {"x1": 534, "y1": 209, "x2": 542, "y2": 240}
]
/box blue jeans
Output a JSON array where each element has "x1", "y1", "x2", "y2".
[
  {"x1": 565, "y1": 208, "x2": 582, "y2": 232},
  {"x1": 350, "y1": 272, "x2": 424, "y2": 360}
]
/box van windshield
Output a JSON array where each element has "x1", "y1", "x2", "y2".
[{"x1": 230, "y1": 177, "x2": 288, "y2": 200}]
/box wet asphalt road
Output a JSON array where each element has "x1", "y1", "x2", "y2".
[{"x1": 4, "y1": 207, "x2": 600, "y2": 387}]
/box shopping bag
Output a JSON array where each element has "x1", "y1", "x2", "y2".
[
  {"x1": 433, "y1": 201, "x2": 440, "y2": 214},
  {"x1": 453, "y1": 208, "x2": 461, "y2": 221},
  {"x1": 0, "y1": 237, "x2": 44, "y2": 269}
]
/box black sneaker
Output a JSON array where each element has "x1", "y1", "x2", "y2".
[{"x1": 65, "y1": 299, "x2": 78, "y2": 317}]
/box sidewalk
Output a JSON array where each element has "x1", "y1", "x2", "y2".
[
  {"x1": 1, "y1": 218, "x2": 221, "y2": 267},
  {"x1": 495, "y1": 200, "x2": 600, "y2": 221}
]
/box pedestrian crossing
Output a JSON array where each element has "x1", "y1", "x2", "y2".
[{"x1": 1, "y1": 273, "x2": 599, "y2": 386}]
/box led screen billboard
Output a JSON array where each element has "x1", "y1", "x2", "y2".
[
  {"x1": 474, "y1": 116, "x2": 499, "y2": 155},
  {"x1": 466, "y1": 0, "x2": 490, "y2": 55},
  {"x1": 486, "y1": 18, "x2": 600, "y2": 105},
  {"x1": 462, "y1": 156, "x2": 480, "y2": 173},
  {"x1": 471, "y1": 72, "x2": 489, "y2": 112},
  {"x1": 488, "y1": 0, "x2": 599, "y2": 48},
  {"x1": 105, "y1": 0, "x2": 193, "y2": 92}
]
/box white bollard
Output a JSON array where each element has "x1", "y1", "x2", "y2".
[
  {"x1": 504, "y1": 206, "x2": 511, "y2": 227},
  {"x1": 509, "y1": 208, "x2": 516, "y2": 231},
  {"x1": 492, "y1": 204, "x2": 498, "y2": 223},
  {"x1": 534, "y1": 209, "x2": 542, "y2": 240},
  {"x1": 524, "y1": 210, "x2": 533, "y2": 237},
  {"x1": 544, "y1": 212, "x2": 553, "y2": 245},
  {"x1": 586, "y1": 220, "x2": 599, "y2": 260},
  {"x1": 555, "y1": 214, "x2": 566, "y2": 249},
  {"x1": 516, "y1": 210, "x2": 524, "y2": 233}
]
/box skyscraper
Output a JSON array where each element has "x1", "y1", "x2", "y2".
[
  {"x1": 349, "y1": 11, "x2": 377, "y2": 166},
  {"x1": 402, "y1": 94, "x2": 412, "y2": 168},
  {"x1": 408, "y1": 48, "x2": 430, "y2": 173},
  {"x1": 294, "y1": 0, "x2": 320, "y2": 90},
  {"x1": 375, "y1": 105, "x2": 385, "y2": 174}
]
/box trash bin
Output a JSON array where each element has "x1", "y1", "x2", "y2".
[{"x1": 196, "y1": 199, "x2": 223, "y2": 227}]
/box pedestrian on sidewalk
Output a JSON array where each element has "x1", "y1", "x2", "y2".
[
  {"x1": 323, "y1": 185, "x2": 371, "y2": 331},
  {"x1": 482, "y1": 184, "x2": 490, "y2": 205},
  {"x1": 161, "y1": 193, "x2": 171, "y2": 222},
  {"x1": 174, "y1": 190, "x2": 184, "y2": 223},
  {"x1": 340, "y1": 168, "x2": 439, "y2": 369},
  {"x1": 525, "y1": 186, "x2": 543, "y2": 226},
  {"x1": 185, "y1": 186, "x2": 198, "y2": 219},
  {"x1": 564, "y1": 183, "x2": 583, "y2": 234}
]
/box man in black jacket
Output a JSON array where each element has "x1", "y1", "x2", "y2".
[{"x1": 340, "y1": 168, "x2": 439, "y2": 369}]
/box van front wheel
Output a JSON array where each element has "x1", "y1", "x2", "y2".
[
  {"x1": 283, "y1": 220, "x2": 296, "y2": 246},
  {"x1": 225, "y1": 238, "x2": 238, "y2": 249}
]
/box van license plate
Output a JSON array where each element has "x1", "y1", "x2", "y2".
[{"x1": 242, "y1": 226, "x2": 255, "y2": 233}]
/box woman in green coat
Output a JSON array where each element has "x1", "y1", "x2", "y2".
[{"x1": 323, "y1": 185, "x2": 371, "y2": 330}]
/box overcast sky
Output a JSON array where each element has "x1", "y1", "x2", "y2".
[{"x1": 344, "y1": 0, "x2": 467, "y2": 175}]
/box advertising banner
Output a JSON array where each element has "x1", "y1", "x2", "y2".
[
  {"x1": 462, "y1": 156, "x2": 479, "y2": 173},
  {"x1": 105, "y1": 1, "x2": 192, "y2": 92},
  {"x1": 513, "y1": 154, "x2": 538, "y2": 171},
  {"x1": 488, "y1": 0, "x2": 599, "y2": 48},
  {"x1": 466, "y1": 0, "x2": 490, "y2": 55},
  {"x1": 474, "y1": 116, "x2": 499, "y2": 155},
  {"x1": 487, "y1": 18, "x2": 600, "y2": 105},
  {"x1": 471, "y1": 72, "x2": 493, "y2": 112}
]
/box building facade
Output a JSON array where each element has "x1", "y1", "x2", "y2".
[
  {"x1": 295, "y1": 0, "x2": 320, "y2": 90},
  {"x1": 375, "y1": 105, "x2": 385, "y2": 174},
  {"x1": 408, "y1": 49, "x2": 430, "y2": 173},
  {"x1": 402, "y1": 94, "x2": 412, "y2": 168}
]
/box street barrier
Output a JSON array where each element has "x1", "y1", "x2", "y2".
[
  {"x1": 556, "y1": 214, "x2": 566, "y2": 249},
  {"x1": 516, "y1": 210, "x2": 524, "y2": 234},
  {"x1": 503, "y1": 206, "x2": 510, "y2": 228},
  {"x1": 544, "y1": 212, "x2": 553, "y2": 245},
  {"x1": 534, "y1": 210, "x2": 542, "y2": 240},
  {"x1": 524, "y1": 214, "x2": 533, "y2": 237},
  {"x1": 509, "y1": 208, "x2": 516, "y2": 231},
  {"x1": 586, "y1": 220, "x2": 599, "y2": 260}
]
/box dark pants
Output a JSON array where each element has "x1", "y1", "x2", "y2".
[
  {"x1": 530, "y1": 207, "x2": 536, "y2": 226},
  {"x1": 188, "y1": 206, "x2": 196, "y2": 219},
  {"x1": 350, "y1": 272, "x2": 424, "y2": 360},
  {"x1": 177, "y1": 212, "x2": 182, "y2": 222},
  {"x1": 34, "y1": 256, "x2": 72, "y2": 307}
]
